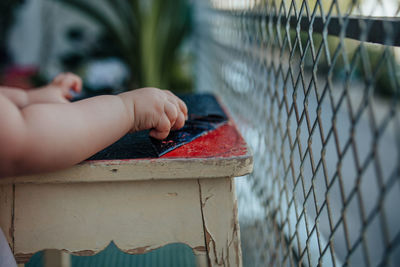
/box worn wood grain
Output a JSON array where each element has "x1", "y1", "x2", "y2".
[
  {"x1": 199, "y1": 178, "x2": 242, "y2": 267},
  {"x1": 0, "y1": 156, "x2": 252, "y2": 185},
  {"x1": 0, "y1": 184, "x2": 13, "y2": 251}
]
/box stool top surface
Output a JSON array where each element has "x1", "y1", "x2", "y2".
[
  {"x1": 88, "y1": 93, "x2": 246, "y2": 160},
  {"x1": 1, "y1": 94, "x2": 252, "y2": 184}
]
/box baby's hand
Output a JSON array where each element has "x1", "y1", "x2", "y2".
[
  {"x1": 29, "y1": 73, "x2": 82, "y2": 104},
  {"x1": 119, "y1": 88, "x2": 188, "y2": 140},
  {"x1": 50, "y1": 72, "x2": 82, "y2": 100}
]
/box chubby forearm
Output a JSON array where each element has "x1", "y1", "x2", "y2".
[
  {"x1": 0, "y1": 87, "x2": 29, "y2": 108},
  {"x1": 0, "y1": 87, "x2": 187, "y2": 177},
  {"x1": 1, "y1": 95, "x2": 132, "y2": 176},
  {"x1": 0, "y1": 86, "x2": 62, "y2": 107}
]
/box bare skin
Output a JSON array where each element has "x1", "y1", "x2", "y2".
[
  {"x1": 0, "y1": 73, "x2": 188, "y2": 177},
  {"x1": 0, "y1": 72, "x2": 82, "y2": 108}
]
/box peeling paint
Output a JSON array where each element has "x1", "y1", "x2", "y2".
[
  {"x1": 124, "y1": 245, "x2": 151, "y2": 254},
  {"x1": 204, "y1": 194, "x2": 214, "y2": 204},
  {"x1": 68, "y1": 249, "x2": 97, "y2": 256},
  {"x1": 167, "y1": 192, "x2": 178, "y2": 196},
  {"x1": 205, "y1": 227, "x2": 220, "y2": 265},
  {"x1": 15, "y1": 253, "x2": 34, "y2": 263},
  {"x1": 193, "y1": 245, "x2": 207, "y2": 252},
  {"x1": 198, "y1": 179, "x2": 211, "y2": 266},
  {"x1": 199, "y1": 178, "x2": 243, "y2": 266},
  {"x1": 1, "y1": 155, "x2": 253, "y2": 184}
]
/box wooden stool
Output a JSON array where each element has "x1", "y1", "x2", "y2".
[{"x1": 0, "y1": 109, "x2": 252, "y2": 267}]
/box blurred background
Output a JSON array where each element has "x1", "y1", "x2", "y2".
[
  {"x1": 2, "y1": 0, "x2": 400, "y2": 266},
  {"x1": 194, "y1": 0, "x2": 400, "y2": 266},
  {"x1": 0, "y1": 0, "x2": 193, "y2": 95},
  {"x1": 1, "y1": 0, "x2": 196, "y2": 266}
]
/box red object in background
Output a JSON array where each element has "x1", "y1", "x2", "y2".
[
  {"x1": 160, "y1": 121, "x2": 249, "y2": 159},
  {"x1": 1, "y1": 66, "x2": 37, "y2": 89}
]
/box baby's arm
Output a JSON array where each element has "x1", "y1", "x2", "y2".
[
  {"x1": 0, "y1": 86, "x2": 33, "y2": 108},
  {"x1": 28, "y1": 73, "x2": 82, "y2": 104},
  {"x1": 0, "y1": 73, "x2": 81, "y2": 108},
  {"x1": 0, "y1": 88, "x2": 187, "y2": 177}
]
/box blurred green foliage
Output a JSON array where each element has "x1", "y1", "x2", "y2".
[{"x1": 54, "y1": 0, "x2": 193, "y2": 93}]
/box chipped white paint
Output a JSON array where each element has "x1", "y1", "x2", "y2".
[
  {"x1": 1, "y1": 176, "x2": 250, "y2": 266},
  {"x1": 13, "y1": 180, "x2": 205, "y2": 258},
  {"x1": 199, "y1": 178, "x2": 242, "y2": 267},
  {"x1": 0, "y1": 156, "x2": 253, "y2": 185},
  {"x1": 1, "y1": 150, "x2": 252, "y2": 266}
]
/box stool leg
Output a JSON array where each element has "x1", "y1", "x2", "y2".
[
  {"x1": 198, "y1": 178, "x2": 242, "y2": 267},
  {"x1": 195, "y1": 252, "x2": 209, "y2": 267},
  {"x1": 43, "y1": 250, "x2": 71, "y2": 267}
]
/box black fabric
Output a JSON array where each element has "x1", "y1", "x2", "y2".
[{"x1": 88, "y1": 94, "x2": 227, "y2": 160}]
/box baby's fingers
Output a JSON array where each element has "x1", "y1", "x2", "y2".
[
  {"x1": 70, "y1": 76, "x2": 82, "y2": 93},
  {"x1": 165, "y1": 98, "x2": 187, "y2": 130},
  {"x1": 150, "y1": 113, "x2": 171, "y2": 140},
  {"x1": 53, "y1": 73, "x2": 82, "y2": 94},
  {"x1": 171, "y1": 97, "x2": 188, "y2": 121},
  {"x1": 172, "y1": 112, "x2": 185, "y2": 130},
  {"x1": 164, "y1": 101, "x2": 178, "y2": 128},
  {"x1": 177, "y1": 99, "x2": 188, "y2": 119},
  {"x1": 149, "y1": 129, "x2": 169, "y2": 140},
  {"x1": 164, "y1": 90, "x2": 188, "y2": 119}
]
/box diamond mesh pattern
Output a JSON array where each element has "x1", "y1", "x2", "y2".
[{"x1": 194, "y1": 1, "x2": 400, "y2": 266}]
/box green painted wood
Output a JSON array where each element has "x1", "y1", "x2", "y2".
[{"x1": 26, "y1": 243, "x2": 196, "y2": 267}]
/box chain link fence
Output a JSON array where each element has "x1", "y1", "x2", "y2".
[{"x1": 194, "y1": 0, "x2": 400, "y2": 266}]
